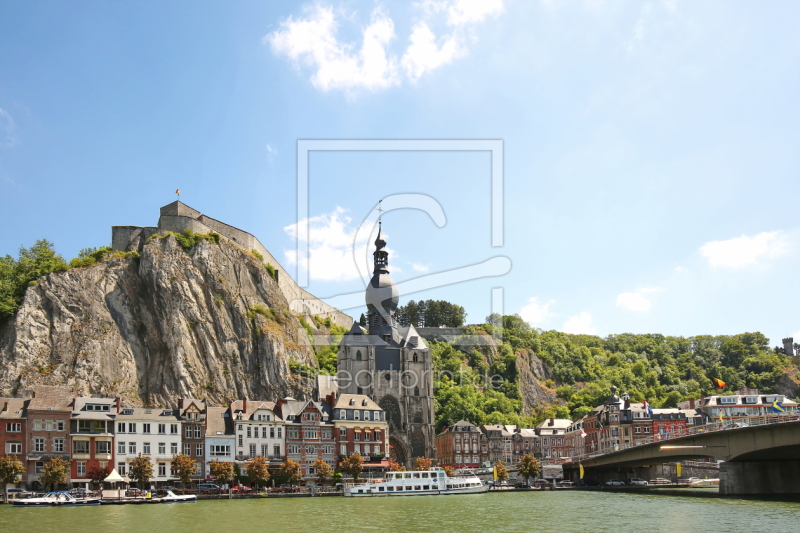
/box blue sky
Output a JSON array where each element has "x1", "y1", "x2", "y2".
[{"x1": 1, "y1": 0, "x2": 798, "y2": 346}]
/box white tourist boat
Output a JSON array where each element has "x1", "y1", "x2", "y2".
[
  {"x1": 344, "y1": 468, "x2": 488, "y2": 497},
  {"x1": 12, "y1": 492, "x2": 101, "y2": 507},
  {"x1": 159, "y1": 490, "x2": 197, "y2": 503},
  {"x1": 689, "y1": 478, "x2": 720, "y2": 487}
]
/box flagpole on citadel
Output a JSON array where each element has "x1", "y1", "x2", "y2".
[{"x1": 176, "y1": 188, "x2": 180, "y2": 201}]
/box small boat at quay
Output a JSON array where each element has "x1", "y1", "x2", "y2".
[
  {"x1": 12, "y1": 492, "x2": 101, "y2": 507},
  {"x1": 344, "y1": 468, "x2": 489, "y2": 497},
  {"x1": 159, "y1": 490, "x2": 197, "y2": 503}
]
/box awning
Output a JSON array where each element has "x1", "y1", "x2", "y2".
[
  {"x1": 362, "y1": 461, "x2": 390, "y2": 469},
  {"x1": 103, "y1": 468, "x2": 126, "y2": 483}
]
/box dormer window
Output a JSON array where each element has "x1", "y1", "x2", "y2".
[
  {"x1": 362, "y1": 399, "x2": 368, "y2": 406},
  {"x1": 122, "y1": 409, "x2": 134, "y2": 415},
  {"x1": 162, "y1": 410, "x2": 172, "y2": 416},
  {"x1": 349, "y1": 399, "x2": 355, "y2": 406}
]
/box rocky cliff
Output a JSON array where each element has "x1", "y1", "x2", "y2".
[
  {"x1": 516, "y1": 348, "x2": 557, "y2": 414},
  {"x1": 0, "y1": 234, "x2": 317, "y2": 406}
]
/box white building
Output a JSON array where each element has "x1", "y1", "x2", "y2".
[
  {"x1": 230, "y1": 399, "x2": 285, "y2": 467},
  {"x1": 114, "y1": 407, "x2": 182, "y2": 487},
  {"x1": 204, "y1": 406, "x2": 235, "y2": 480}
]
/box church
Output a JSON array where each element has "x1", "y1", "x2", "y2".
[{"x1": 336, "y1": 222, "x2": 436, "y2": 467}]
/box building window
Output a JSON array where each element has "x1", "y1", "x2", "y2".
[
  {"x1": 186, "y1": 425, "x2": 193, "y2": 438},
  {"x1": 144, "y1": 442, "x2": 151, "y2": 454},
  {"x1": 77, "y1": 461, "x2": 86, "y2": 477},
  {"x1": 5, "y1": 442, "x2": 21, "y2": 454},
  {"x1": 238, "y1": 435, "x2": 243, "y2": 447},
  {"x1": 118, "y1": 441, "x2": 126, "y2": 454},
  {"x1": 250, "y1": 444, "x2": 256, "y2": 457},
  {"x1": 158, "y1": 443, "x2": 166, "y2": 455},
  {"x1": 184, "y1": 443, "x2": 191, "y2": 455},
  {"x1": 118, "y1": 462, "x2": 126, "y2": 476},
  {"x1": 74, "y1": 440, "x2": 89, "y2": 454},
  {"x1": 158, "y1": 423, "x2": 166, "y2": 434},
  {"x1": 129, "y1": 442, "x2": 137, "y2": 454},
  {"x1": 53, "y1": 437, "x2": 65, "y2": 453},
  {"x1": 128, "y1": 423, "x2": 137, "y2": 433},
  {"x1": 270, "y1": 427, "x2": 275, "y2": 438},
  {"x1": 261, "y1": 444, "x2": 268, "y2": 457},
  {"x1": 274, "y1": 445, "x2": 281, "y2": 457},
  {"x1": 247, "y1": 426, "x2": 252, "y2": 438},
  {"x1": 117, "y1": 422, "x2": 126, "y2": 433},
  {"x1": 34, "y1": 437, "x2": 45, "y2": 452},
  {"x1": 171, "y1": 443, "x2": 178, "y2": 454},
  {"x1": 197, "y1": 444, "x2": 203, "y2": 456},
  {"x1": 143, "y1": 423, "x2": 151, "y2": 434},
  {"x1": 97, "y1": 441, "x2": 111, "y2": 454},
  {"x1": 171, "y1": 424, "x2": 178, "y2": 434},
  {"x1": 159, "y1": 463, "x2": 166, "y2": 476},
  {"x1": 6, "y1": 422, "x2": 21, "y2": 432},
  {"x1": 277, "y1": 427, "x2": 282, "y2": 438}
]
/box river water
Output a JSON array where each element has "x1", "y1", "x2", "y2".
[{"x1": 1, "y1": 491, "x2": 798, "y2": 533}]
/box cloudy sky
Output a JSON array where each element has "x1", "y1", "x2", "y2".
[{"x1": 1, "y1": 0, "x2": 798, "y2": 345}]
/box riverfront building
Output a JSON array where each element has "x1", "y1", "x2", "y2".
[
  {"x1": 332, "y1": 393, "x2": 388, "y2": 474},
  {"x1": 69, "y1": 397, "x2": 116, "y2": 484},
  {"x1": 25, "y1": 386, "x2": 73, "y2": 487},
  {"x1": 230, "y1": 398, "x2": 284, "y2": 467},
  {"x1": 114, "y1": 407, "x2": 183, "y2": 483},
  {"x1": 0, "y1": 398, "x2": 28, "y2": 466},
  {"x1": 177, "y1": 398, "x2": 207, "y2": 482},
  {"x1": 277, "y1": 397, "x2": 335, "y2": 482},
  {"x1": 204, "y1": 406, "x2": 235, "y2": 478}
]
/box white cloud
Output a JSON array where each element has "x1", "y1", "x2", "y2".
[
  {"x1": 562, "y1": 312, "x2": 597, "y2": 335},
  {"x1": 266, "y1": 1, "x2": 503, "y2": 92},
  {"x1": 519, "y1": 297, "x2": 555, "y2": 326},
  {"x1": 0, "y1": 108, "x2": 18, "y2": 147},
  {"x1": 266, "y1": 144, "x2": 278, "y2": 155},
  {"x1": 674, "y1": 266, "x2": 687, "y2": 273},
  {"x1": 411, "y1": 262, "x2": 429, "y2": 272},
  {"x1": 283, "y1": 207, "x2": 396, "y2": 282},
  {"x1": 266, "y1": 5, "x2": 400, "y2": 92},
  {"x1": 616, "y1": 291, "x2": 650, "y2": 312},
  {"x1": 699, "y1": 231, "x2": 789, "y2": 268}
]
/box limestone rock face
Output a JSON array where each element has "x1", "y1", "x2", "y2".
[
  {"x1": 775, "y1": 368, "x2": 799, "y2": 400},
  {"x1": 0, "y1": 235, "x2": 316, "y2": 406},
  {"x1": 516, "y1": 349, "x2": 556, "y2": 414}
]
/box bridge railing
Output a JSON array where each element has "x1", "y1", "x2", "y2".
[{"x1": 549, "y1": 412, "x2": 800, "y2": 466}]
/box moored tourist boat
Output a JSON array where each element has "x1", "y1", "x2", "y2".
[
  {"x1": 689, "y1": 478, "x2": 720, "y2": 487},
  {"x1": 11, "y1": 492, "x2": 101, "y2": 507},
  {"x1": 344, "y1": 467, "x2": 488, "y2": 497}
]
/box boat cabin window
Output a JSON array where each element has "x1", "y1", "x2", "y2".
[
  {"x1": 404, "y1": 473, "x2": 411, "y2": 479},
  {"x1": 387, "y1": 487, "x2": 394, "y2": 491},
  {"x1": 378, "y1": 487, "x2": 384, "y2": 492},
  {"x1": 413, "y1": 473, "x2": 420, "y2": 478},
  {"x1": 395, "y1": 473, "x2": 403, "y2": 479},
  {"x1": 422, "y1": 473, "x2": 429, "y2": 478},
  {"x1": 423, "y1": 485, "x2": 429, "y2": 490},
  {"x1": 439, "y1": 473, "x2": 446, "y2": 477},
  {"x1": 415, "y1": 486, "x2": 421, "y2": 491}
]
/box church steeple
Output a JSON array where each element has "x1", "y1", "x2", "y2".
[
  {"x1": 365, "y1": 218, "x2": 399, "y2": 337},
  {"x1": 373, "y1": 221, "x2": 388, "y2": 273}
]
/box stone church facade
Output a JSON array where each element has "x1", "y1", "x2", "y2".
[{"x1": 337, "y1": 224, "x2": 435, "y2": 467}]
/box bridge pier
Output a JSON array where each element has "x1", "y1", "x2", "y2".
[{"x1": 719, "y1": 461, "x2": 800, "y2": 495}]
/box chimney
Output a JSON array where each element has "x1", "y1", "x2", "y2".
[
  {"x1": 548, "y1": 418, "x2": 554, "y2": 426},
  {"x1": 115, "y1": 397, "x2": 121, "y2": 414},
  {"x1": 624, "y1": 398, "x2": 631, "y2": 409},
  {"x1": 689, "y1": 398, "x2": 695, "y2": 409},
  {"x1": 243, "y1": 397, "x2": 248, "y2": 413},
  {"x1": 178, "y1": 398, "x2": 185, "y2": 409}
]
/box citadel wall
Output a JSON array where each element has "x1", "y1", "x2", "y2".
[{"x1": 112, "y1": 201, "x2": 353, "y2": 328}]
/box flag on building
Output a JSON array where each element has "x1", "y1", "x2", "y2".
[
  {"x1": 579, "y1": 464, "x2": 584, "y2": 479},
  {"x1": 771, "y1": 400, "x2": 786, "y2": 413},
  {"x1": 175, "y1": 189, "x2": 180, "y2": 195},
  {"x1": 718, "y1": 410, "x2": 724, "y2": 423},
  {"x1": 712, "y1": 378, "x2": 726, "y2": 389},
  {"x1": 643, "y1": 399, "x2": 653, "y2": 416},
  {"x1": 676, "y1": 463, "x2": 682, "y2": 477},
  {"x1": 579, "y1": 429, "x2": 587, "y2": 439}
]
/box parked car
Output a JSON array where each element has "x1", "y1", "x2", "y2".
[
  {"x1": 677, "y1": 477, "x2": 701, "y2": 485},
  {"x1": 196, "y1": 483, "x2": 222, "y2": 493},
  {"x1": 232, "y1": 485, "x2": 252, "y2": 493},
  {"x1": 628, "y1": 478, "x2": 648, "y2": 486},
  {"x1": 126, "y1": 488, "x2": 145, "y2": 497},
  {"x1": 580, "y1": 479, "x2": 600, "y2": 487},
  {"x1": 532, "y1": 479, "x2": 548, "y2": 487},
  {"x1": 515, "y1": 482, "x2": 531, "y2": 489},
  {"x1": 557, "y1": 480, "x2": 575, "y2": 487},
  {"x1": 606, "y1": 479, "x2": 625, "y2": 486},
  {"x1": 649, "y1": 478, "x2": 670, "y2": 485}
]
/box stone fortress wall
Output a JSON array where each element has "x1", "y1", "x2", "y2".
[{"x1": 112, "y1": 201, "x2": 353, "y2": 328}]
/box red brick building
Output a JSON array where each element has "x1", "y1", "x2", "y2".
[
  {"x1": 277, "y1": 397, "x2": 336, "y2": 484},
  {"x1": 25, "y1": 386, "x2": 74, "y2": 488},
  {"x1": 330, "y1": 394, "x2": 388, "y2": 475},
  {"x1": 178, "y1": 398, "x2": 207, "y2": 482},
  {"x1": 69, "y1": 397, "x2": 116, "y2": 486},
  {"x1": 1, "y1": 398, "x2": 29, "y2": 483}
]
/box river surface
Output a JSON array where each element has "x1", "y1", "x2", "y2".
[{"x1": 1, "y1": 491, "x2": 798, "y2": 533}]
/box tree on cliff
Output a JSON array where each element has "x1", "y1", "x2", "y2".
[
  {"x1": 0, "y1": 455, "x2": 26, "y2": 502},
  {"x1": 517, "y1": 455, "x2": 541, "y2": 484},
  {"x1": 40, "y1": 456, "x2": 70, "y2": 491},
  {"x1": 0, "y1": 239, "x2": 69, "y2": 320}
]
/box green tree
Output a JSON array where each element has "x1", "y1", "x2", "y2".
[
  {"x1": 495, "y1": 461, "x2": 509, "y2": 482},
  {"x1": 312, "y1": 459, "x2": 332, "y2": 486},
  {"x1": 0, "y1": 239, "x2": 69, "y2": 320},
  {"x1": 170, "y1": 453, "x2": 197, "y2": 488},
  {"x1": 517, "y1": 455, "x2": 541, "y2": 484},
  {"x1": 247, "y1": 456, "x2": 271, "y2": 489},
  {"x1": 209, "y1": 459, "x2": 234, "y2": 486},
  {"x1": 0, "y1": 455, "x2": 26, "y2": 501},
  {"x1": 87, "y1": 464, "x2": 110, "y2": 489},
  {"x1": 129, "y1": 454, "x2": 154, "y2": 489},
  {"x1": 40, "y1": 456, "x2": 70, "y2": 490},
  {"x1": 278, "y1": 459, "x2": 301, "y2": 485},
  {"x1": 339, "y1": 453, "x2": 364, "y2": 482}
]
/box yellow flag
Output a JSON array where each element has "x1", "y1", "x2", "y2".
[
  {"x1": 719, "y1": 410, "x2": 723, "y2": 423},
  {"x1": 493, "y1": 467, "x2": 498, "y2": 481},
  {"x1": 579, "y1": 465, "x2": 584, "y2": 479},
  {"x1": 676, "y1": 463, "x2": 682, "y2": 477},
  {"x1": 175, "y1": 189, "x2": 181, "y2": 195}
]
